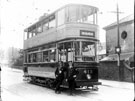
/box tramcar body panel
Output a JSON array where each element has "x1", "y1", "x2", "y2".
[
  {"x1": 25, "y1": 61, "x2": 101, "y2": 87},
  {"x1": 28, "y1": 66, "x2": 56, "y2": 79}
]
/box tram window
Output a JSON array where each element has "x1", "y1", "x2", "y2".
[
  {"x1": 42, "y1": 43, "x2": 56, "y2": 62},
  {"x1": 66, "y1": 5, "x2": 97, "y2": 24},
  {"x1": 74, "y1": 41, "x2": 82, "y2": 61},
  {"x1": 33, "y1": 53, "x2": 37, "y2": 62},
  {"x1": 33, "y1": 32, "x2": 36, "y2": 36},
  {"x1": 24, "y1": 32, "x2": 28, "y2": 40},
  {"x1": 68, "y1": 6, "x2": 77, "y2": 22},
  {"x1": 79, "y1": 7, "x2": 97, "y2": 24},
  {"x1": 74, "y1": 41, "x2": 80, "y2": 56},
  {"x1": 37, "y1": 26, "x2": 42, "y2": 33},
  {"x1": 28, "y1": 54, "x2": 32, "y2": 63},
  {"x1": 43, "y1": 51, "x2": 49, "y2": 62},
  {"x1": 36, "y1": 52, "x2": 42, "y2": 62},
  {"x1": 30, "y1": 54, "x2": 33, "y2": 62},
  {"x1": 58, "y1": 8, "x2": 65, "y2": 26},
  {"x1": 31, "y1": 29, "x2": 37, "y2": 37},
  {"x1": 50, "y1": 49, "x2": 56, "y2": 62},
  {"x1": 58, "y1": 43, "x2": 66, "y2": 62},
  {"x1": 28, "y1": 54, "x2": 30, "y2": 63},
  {"x1": 29, "y1": 32, "x2": 32, "y2": 38},
  {"x1": 48, "y1": 15, "x2": 56, "y2": 29},
  {"x1": 43, "y1": 23, "x2": 49, "y2": 31},
  {"x1": 49, "y1": 19, "x2": 56, "y2": 29},
  {"x1": 68, "y1": 52, "x2": 73, "y2": 61},
  {"x1": 24, "y1": 53, "x2": 27, "y2": 63},
  {"x1": 67, "y1": 42, "x2": 74, "y2": 61},
  {"x1": 87, "y1": 15, "x2": 94, "y2": 24},
  {"x1": 60, "y1": 53, "x2": 66, "y2": 62},
  {"x1": 82, "y1": 42, "x2": 95, "y2": 61},
  {"x1": 43, "y1": 50, "x2": 56, "y2": 62},
  {"x1": 58, "y1": 42, "x2": 73, "y2": 62},
  {"x1": 94, "y1": 13, "x2": 97, "y2": 24},
  {"x1": 24, "y1": 53, "x2": 28, "y2": 63}
]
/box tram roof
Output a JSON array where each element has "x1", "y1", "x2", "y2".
[{"x1": 24, "y1": 4, "x2": 99, "y2": 32}]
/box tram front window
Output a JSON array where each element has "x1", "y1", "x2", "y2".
[
  {"x1": 82, "y1": 41, "x2": 95, "y2": 61},
  {"x1": 67, "y1": 5, "x2": 98, "y2": 24},
  {"x1": 58, "y1": 41, "x2": 96, "y2": 62},
  {"x1": 75, "y1": 41, "x2": 96, "y2": 61}
]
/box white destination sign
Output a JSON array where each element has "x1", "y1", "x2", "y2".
[{"x1": 80, "y1": 30, "x2": 95, "y2": 37}]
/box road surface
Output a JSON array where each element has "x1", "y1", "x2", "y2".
[{"x1": 1, "y1": 66, "x2": 134, "y2": 101}]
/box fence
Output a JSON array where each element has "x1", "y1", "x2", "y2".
[{"x1": 99, "y1": 60, "x2": 134, "y2": 82}]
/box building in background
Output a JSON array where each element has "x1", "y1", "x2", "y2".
[
  {"x1": 99, "y1": 14, "x2": 134, "y2": 82},
  {"x1": 102, "y1": 14, "x2": 134, "y2": 61}
]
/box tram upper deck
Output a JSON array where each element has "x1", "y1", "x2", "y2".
[{"x1": 24, "y1": 4, "x2": 99, "y2": 50}]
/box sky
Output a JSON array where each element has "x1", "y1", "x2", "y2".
[{"x1": 0, "y1": 0, "x2": 134, "y2": 49}]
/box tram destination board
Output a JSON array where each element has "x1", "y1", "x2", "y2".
[{"x1": 80, "y1": 30, "x2": 95, "y2": 37}]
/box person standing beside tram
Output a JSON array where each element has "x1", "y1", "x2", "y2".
[
  {"x1": 66, "y1": 61, "x2": 78, "y2": 95},
  {"x1": 54, "y1": 61, "x2": 65, "y2": 94}
]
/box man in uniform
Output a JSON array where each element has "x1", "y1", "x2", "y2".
[
  {"x1": 54, "y1": 61, "x2": 65, "y2": 94},
  {"x1": 66, "y1": 61, "x2": 78, "y2": 95}
]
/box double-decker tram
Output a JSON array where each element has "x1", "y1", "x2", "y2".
[{"x1": 23, "y1": 4, "x2": 101, "y2": 89}]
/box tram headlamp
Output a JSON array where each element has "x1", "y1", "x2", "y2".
[{"x1": 86, "y1": 74, "x2": 91, "y2": 80}]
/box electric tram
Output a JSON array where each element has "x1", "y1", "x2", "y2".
[{"x1": 23, "y1": 4, "x2": 101, "y2": 89}]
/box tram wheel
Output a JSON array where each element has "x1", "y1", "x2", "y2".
[{"x1": 46, "y1": 79, "x2": 54, "y2": 88}]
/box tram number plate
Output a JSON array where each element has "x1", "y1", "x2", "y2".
[{"x1": 80, "y1": 30, "x2": 95, "y2": 37}]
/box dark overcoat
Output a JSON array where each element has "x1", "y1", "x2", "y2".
[
  {"x1": 55, "y1": 67, "x2": 65, "y2": 82},
  {"x1": 67, "y1": 67, "x2": 78, "y2": 81}
]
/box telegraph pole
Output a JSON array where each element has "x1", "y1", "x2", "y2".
[
  {"x1": 110, "y1": 3, "x2": 123, "y2": 81},
  {"x1": 116, "y1": 4, "x2": 121, "y2": 81},
  {"x1": 116, "y1": 4, "x2": 121, "y2": 67},
  {"x1": 114, "y1": 3, "x2": 124, "y2": 81}
]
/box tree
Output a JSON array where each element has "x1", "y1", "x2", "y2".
[{"x1": 13, "y1": 49, "x2": 23, "y2": 67}]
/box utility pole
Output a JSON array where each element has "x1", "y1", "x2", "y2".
[
  {"x1": 116, "y1": 4, "x2": 121, "y2": 81},
  {"x1": 116, "y1": 4, "x2": 121, "y2": 67},
  {"x1": 110, "y1": 3, "x2": 123, "y2": 81}
]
